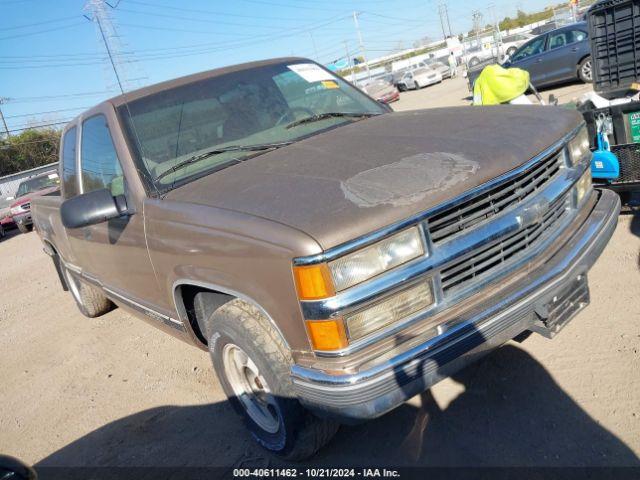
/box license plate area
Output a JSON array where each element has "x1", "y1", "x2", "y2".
[{"x1": 532, "y1": 274, "x2": 590, "y2": 338}]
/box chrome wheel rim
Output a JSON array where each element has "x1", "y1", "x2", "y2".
[
  {"x1": 582, "y1": 60, "x2": 592, "y2": 81},
  {"x1": 222, "y1": 343, "x2": 280, "y2": 434}
]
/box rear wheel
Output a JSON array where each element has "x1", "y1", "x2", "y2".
[
  {"x1": 208, "y1": 299, "x2": 339, "y2": 461},
  {"x1": 578, "y1": 56, "x2": 592, "y2": 83},
  {"x1": 63, "y1": 267, "x2": 114, "y2": 318},
  {"x1": 17, "y1": 223, "x2": 32, "y2": 234}
]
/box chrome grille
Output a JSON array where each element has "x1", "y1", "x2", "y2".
[
  {"x1": 440, "y1": 192, "x2": 570, "y2": 295},
  {"x1": 428, "y1": 151, "x2": 564, "y2": 244}
]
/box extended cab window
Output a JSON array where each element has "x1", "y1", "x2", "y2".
[
  {"x1": 119, "y1": 61, "x2": 385, "y2": 193},
  {"x1": 61, "y1": 127, "x2": 78, "y2": 198},
  {"x1": 80, "y1": 115, "x2": 125, "y2": 196}
]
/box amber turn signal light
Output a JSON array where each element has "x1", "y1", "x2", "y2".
[
  {"x1": 293, "y1": 264, "x2": 335, "y2": 300},
  {"x1": 306, "y1": 319, "x2": 348, "y2": 351}
]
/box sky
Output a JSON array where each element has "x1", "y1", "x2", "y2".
[{"x1": 0, "y1": 0, "x2": 555, "y2": 132}]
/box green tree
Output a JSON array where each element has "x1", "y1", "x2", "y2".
[{"x1": 0, "y1": 129, "x2": 60, "y2": 177}]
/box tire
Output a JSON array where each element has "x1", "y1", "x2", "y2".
[
  {"x1": 17, "y1": 223, "x2": 32, "y2": 234},
  {"x1": 63, "y1": 267, "x2": 114, "y2": 318},
  {"x1": 207, "y1": 299, "x2": 339, "y2": 461},
  {"x1": 469, "y1": 57, "x2": 480, "y2": 67},
  {"x1": 578, "y1": 56, "x2": 592, "y2": 83}
]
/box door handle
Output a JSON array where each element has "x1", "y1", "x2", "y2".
[{"x1": 571, "y1": 47, "x2": 579, "y2": 52}]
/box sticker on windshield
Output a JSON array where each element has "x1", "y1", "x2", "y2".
[
  {"x1": 288, "y1": 63, "x2": 335, "y2": 83},
  {"x1": 321, "y1": 80, "x2": 339, "y2": 89}
]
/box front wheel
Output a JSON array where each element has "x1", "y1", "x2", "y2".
[
  {"x1": 208, "y1": 299, "x2": 339, "y2": 461},
  {"x1": 578, "y1": 56, "x2": 592, "y2": 83},
  {"x1": 469, "y1": 57, "x2": 480, "y2": 67}
]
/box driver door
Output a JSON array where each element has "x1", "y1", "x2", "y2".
[{"x1": 509, "y1": 35, "x2": 549, "y2": 86}]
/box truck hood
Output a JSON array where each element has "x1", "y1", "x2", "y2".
[{"x1": 166, "y1": 105, "x2": 582, "y2": 250}]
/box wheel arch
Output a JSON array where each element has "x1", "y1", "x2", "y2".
[
  {"x1": 172, "y1": 280, "x2": 290, "y2": 350},
  {"x1": 577, "y1": 54, "x2": 592, "y2": 77},
  {"x1": 43, "y1": 239, "x2": 69, "y2": 292}
]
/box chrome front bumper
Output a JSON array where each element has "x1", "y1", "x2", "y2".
[{"x1": 291, "y1": 189, "x2": 620, "y2": 422}]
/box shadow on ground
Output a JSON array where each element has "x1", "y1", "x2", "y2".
[{"x1": 35, "y1": 345, "x2": 639, "y2": 469}]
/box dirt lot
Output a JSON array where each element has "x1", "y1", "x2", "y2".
[{"x1": 1, "y1": 78, "x2": 639, "y2": 469}]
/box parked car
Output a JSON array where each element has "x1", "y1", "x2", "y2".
[
  {"x1": 10, "y1": 172, "x2": 60, "y2": 233},
  {"x1": 429, "y1": 60, "x2": 452, "y2": 79},
  {"x1": 33, "y1": 57, "x2": 619, "y2": 460},
  {"x1": 361, "y1": 79, "x2": 400, "y2": 103},
  {"x1": 0, "y1": 197, "x2": 16, "y2": 232},
  {"x1": 503, "y1": 22, "x2": 591, "y2": 88},
  {"x1": 463, "y1": 33, "x2": 534, "y2": 68},
  {"x1": 396, "y1": 66, "x2": 442, "y2": 91},
  {"x1": 500, "y1": 32, "x2": 535, "y2": 57}
]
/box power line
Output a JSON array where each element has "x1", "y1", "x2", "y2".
[
  {"x1": 0, "y1": 15, "x2": 78, "y2": 32},
  {"x1": 0, "y1": 21, "x2": 86, "y2": 41},
  {"x1": 6, "y1": 121, "x2": 70, "y2": 133},
  {"x1": 6, "y1": 90, "x2": 118, "y2": 103},
  {"x1": 5, "y1": 107, "x2": 90, "y2": 119}
]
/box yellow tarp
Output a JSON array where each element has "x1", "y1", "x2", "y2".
[{"x1": 473, "y1": 65, "x2": 530, "y2": 106}]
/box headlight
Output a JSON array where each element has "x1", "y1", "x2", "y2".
[
  {"x1": 575, "y1": 168, "x2": 592, "y2": 205},
  {"x1": 345, "y1": 281, "x2": 434, "y2": 341},
  {"x1": 10, "y1": 206, "x2": 22, "y2": 215},
  {"x1": 568, "y1": 126, "x2": 591, "y2": 166},
  {"x1": 329, "y1": 227, "x2": 425, "y2": 291}
]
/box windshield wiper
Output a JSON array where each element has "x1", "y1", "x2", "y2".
[
  {"x1": 155, "y1": 141, "x2": 294, "y2": 182},
  {"x1": 285, "y1": 112, "x2": 381, "y2": 130}
]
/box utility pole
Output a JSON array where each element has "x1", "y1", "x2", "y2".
[
  {"x1": 344, "y1": 41, "x2": 355, "y2": 84},
  {"x1": 438, "y1": 2, "x2": 453, "y2": 40},
  {"x1": 472, "y1": 10, "x2": 483, "y2": 48},
  {"x1": 488, "y1": 3, "x2": 502, "y2": 59},
  {"x1": 444, "y1": 4, "x2": 452, "y2": 37},
  {"x1": 84, "y1": 0, "x2": 146, "y2": 93},
  {"x1": 437, "y1": 3, "x2": 447, "y2": 40},
  {"x1": 309, "y1": 32, "x2": 319, "y2": 60},
  {"x1": 353, "y1": 11, "x2": 371, "y2": 81},
  {"x1": 0, "y1": 98, "x2": 11, "y2": 139}
]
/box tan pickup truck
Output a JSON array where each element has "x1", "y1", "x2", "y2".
[{"x1": 32, "y1": 57, "x2": 620, "y2": 460}]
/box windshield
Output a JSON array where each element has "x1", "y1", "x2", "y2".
[
  {"x1": 119, "y1": 61, "x2": 386, "y2": 192},
  {"x1": 16, "y1": 173, "x2": 59, "y2": 198}
]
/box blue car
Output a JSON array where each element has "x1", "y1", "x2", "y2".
[{"x1": 503, "y1": 22, "x2": 592, "y2": 88}]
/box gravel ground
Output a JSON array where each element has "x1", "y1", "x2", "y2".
[{"x1": 0, "y1": 78, "x2": 638, "y2": 469}]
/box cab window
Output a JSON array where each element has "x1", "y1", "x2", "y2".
[
  {"x1": 61, "y1": 127, "x2": 78, "y2": 198},
  {"x1": 80, "y1": 115, "x2": 125, "y2": 196}
]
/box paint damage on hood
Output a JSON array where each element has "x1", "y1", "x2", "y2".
[{"x1": 341, "y1": 152, "x2": 480, "y2": 208}]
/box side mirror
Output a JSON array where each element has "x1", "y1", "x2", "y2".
[{"x1": 61, "y1": 189, "x2": 128, "y2": 229}]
